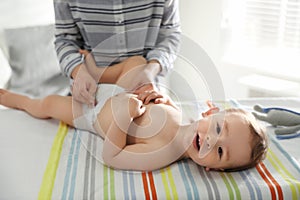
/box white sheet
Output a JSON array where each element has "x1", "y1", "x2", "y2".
[
  {"x1": 0, "y1": 97, "x2": 299, "y2": 199},
  {"x1": 0, "y1": 108, "x2": 58, "y2": 199}
]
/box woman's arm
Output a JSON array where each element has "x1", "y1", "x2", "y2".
[
  {"x1": 146, "y1": 0, "x2": 181, "y2": 76},
  {"x1": 54, "y1": 0, "x2": 84, "y2": 78}
]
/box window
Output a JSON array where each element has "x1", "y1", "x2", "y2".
[
  {"x1": 222, "y1": 0, "x2": 300, "y2": 81},
  {"x1": 236, "y1": 0, "x2": 300, "y2": 49}
]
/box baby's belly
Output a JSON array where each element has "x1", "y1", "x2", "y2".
[{"x1": 96, "y1": 98, "x2": 181, "y2": 143}]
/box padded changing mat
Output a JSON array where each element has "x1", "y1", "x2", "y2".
[{"x1": 38, "y1": 100, "x2": 300, "y2": 200}]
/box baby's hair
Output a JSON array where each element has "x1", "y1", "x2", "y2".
[{"x1": 223, "y1": 108, "x2": 269, "y2": 172}]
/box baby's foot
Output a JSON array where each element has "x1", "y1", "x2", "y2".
[
  {"x1": 0, "y1": 89, "x2": 25, "y2": 109},
  {"x1": 0, "y1": 89, "x2": 10, "y2": 105}
]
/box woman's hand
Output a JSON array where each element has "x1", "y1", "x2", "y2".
[
  {"x1": 136, "y1": 90, "x2": 168, "y2": 105},
  {"x1": 70, "y1": 49, "x2": 103, "y2": 105},
  {"x1": 136, "y1": 90, "x2": 179, "y2": 110},
  {"x1": 116, "y1": 58, "x2": 160, "y2": 92},
  {"x1": 71, "y1": 64, "x2": 97, "y2": 106}
]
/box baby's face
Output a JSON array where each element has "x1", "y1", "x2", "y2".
[{"x1": 188, "y1": 112, "x2": 252, "y2": 170}]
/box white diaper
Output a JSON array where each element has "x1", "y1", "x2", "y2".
[{"x1": 73, "y1": 84, "x2": 124, "y2": 133}]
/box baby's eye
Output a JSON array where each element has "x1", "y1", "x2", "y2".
[
  {"x1": 216, "y1": 122, "x2": 221, "y2": 134},
  {"x1": 218, "y1": 147, "x2": 223, "y2": 159}
]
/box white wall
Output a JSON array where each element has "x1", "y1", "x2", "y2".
[
  {"x1": 0, "y1": 0, "x2": 54, "y2": 28},
  {"x1": 179, "y1": 0, "x2": 221, "y2": 63},
  {"x1": 171, "y1": 0, "x2": 232, "y2": 101},
  {"x1": 0, "y1": 0, "x2": 55, "y2": 88},
  {"x1": 0, "y1": 0, "x2": 54, "y2": 48}
]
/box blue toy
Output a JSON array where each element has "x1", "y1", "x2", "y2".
[{"x1": 253, "y1": 105, "x2": 300, "y2": 139}]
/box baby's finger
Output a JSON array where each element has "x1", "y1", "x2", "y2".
[
  {"x1": 154, "y1": 97, "x2": 166, "y2": 104},
  {"x1": 138, "y1": 90, "x2": 153, "y2": 102},
  {"x1": 144, "y1": 92, "x2": 159, "y2": 104},
  {"x1": 145, "y1": 92, "x2": 164, "y2": 104}
]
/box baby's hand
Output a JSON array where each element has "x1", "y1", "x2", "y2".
[
  {"x1": 127, "y1": 95, "x2": 146, "y2": 119},
  {"x1": 111, "y1": 93, "x2": 146, "y2": 131}
]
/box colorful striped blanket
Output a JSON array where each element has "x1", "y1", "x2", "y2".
[{"x1": 38, "y1": 101, "x2": 300, "y2": 200}]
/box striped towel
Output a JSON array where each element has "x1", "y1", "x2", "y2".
[{"x1": 38, "y1": 101, "x2": 300, "y2": 200}]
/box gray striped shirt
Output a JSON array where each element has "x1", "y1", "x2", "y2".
[{"x1": 54, "y1": 0, "x2": 181, "y2": 78}]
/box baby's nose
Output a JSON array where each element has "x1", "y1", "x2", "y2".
[
  {"x1": 199, "y1": 134, "x2": 219, "y2": 158},
  {"x1": 205, "y1": 134, "x2": 218, "y2": 148}
]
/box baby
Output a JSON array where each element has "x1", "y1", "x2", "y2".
[{"x1": 0, "y1": 56, "x2": 268, "y2": 171}]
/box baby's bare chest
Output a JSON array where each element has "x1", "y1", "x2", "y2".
[
  {"x1": 98, "y1": 99, "x2": 181, "y2": 143},
  {"x1": 126, "y1": 104, "x2": 181, "y2": 146}
]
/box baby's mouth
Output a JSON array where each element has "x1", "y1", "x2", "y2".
[{"x1": 193, "y1": 133, "x2": 201, "y2": 151}]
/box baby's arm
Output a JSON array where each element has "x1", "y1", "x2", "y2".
[
  {"x1": 102, "y1": 93, "x2": 146, "y2": 164},
  {"x1": 101, "y1": 93, "x2": 175, "y2": 170},
  {"x1": 101, "y1": 93, "x2": 181, "y2": 170}
]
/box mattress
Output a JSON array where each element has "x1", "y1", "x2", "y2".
[{"x1": 0, "y1": 98, "x2": 299, "y2": 200}]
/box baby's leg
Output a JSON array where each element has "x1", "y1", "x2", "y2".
[
  {"x1": 0, "y1": 89, "x2": 75, "y2": 126},
  {"x1": 0, "y1": 89, "x2": 29, "y2": 111},
  {"x1": 118, "y1": 56, "x2": 147, "y2": 77}
]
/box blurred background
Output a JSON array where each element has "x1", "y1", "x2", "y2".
[{"x1": 0, "y1": 0, "x2": 300, "y2": 101}]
